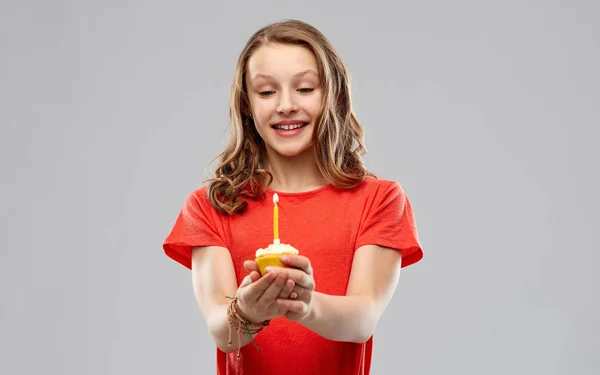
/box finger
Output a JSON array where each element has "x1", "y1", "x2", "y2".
[
  {"x1": 276, "y1": 298, "x2": 307, "y2": 314},
  {"x1": 278, "y1": 278, "x2": 295, "y2": 299},
  {"x1": 241, "y1": 270, "x2": 277, "y2": 302},
  {"x1": 243, "y1": 260, "x2": 260, "y2": 274},
  {"x1": 239, "y1": 270, "x2": 261, "y2": 287},
  {"x1": 280, "y1": 255, "x2": 313, "y2": 275},
  {"x1": 287, "y1": 285, "x2": 313, "y2": 304},
  {"x1": 239, "y1": 275, "x2": 252, "y2": 288},
  {"x1": 256, "y1": 271, "x2": 288, "y2": 305},
  {"x1": 249, "y1": 271, "x2": 261, "y2": 283},
  {"x1": 265, "y1": 266, "x2": 314, "y2": 290}
]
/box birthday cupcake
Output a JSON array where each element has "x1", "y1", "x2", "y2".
[
  {"x1": 255, "y1": 193, "x2": 299, "y2": 276},
  {"x1": 255, "y1": 240, "x2": 299, "y2": 275}
]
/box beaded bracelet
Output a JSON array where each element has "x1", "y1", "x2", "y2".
[{"x1": 226, "y1": 296, "x2": 271, "y2": 359}]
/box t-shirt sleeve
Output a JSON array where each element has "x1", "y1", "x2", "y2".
[
  {"x1": 355, "y1": 181, "x2": 423, "y2": 268},
  {"x1": 162, "y1": 188, "x2": 229, "y2": 269}
]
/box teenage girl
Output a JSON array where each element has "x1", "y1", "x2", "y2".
[{"x1": 163, "y1": 19, "x2": 423, "y2": 375}]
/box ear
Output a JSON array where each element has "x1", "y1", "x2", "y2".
[
  {"x1": 240, "y1": 97, "x2": 252, "y2": 118},
  {"x1": 244, "y1": 106, "x2": 253, "y2": 118}
]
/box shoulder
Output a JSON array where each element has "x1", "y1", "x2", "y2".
[
  {"x1": 346, "y1": 176, "x2": 406, "y2": 199},
  {"x1": 188, "y1": 185, "x2": 210, "y2": 201},
  {"x1": 181, "y1": 185, "x2": 210, "y2": 209},
  {"x1": 342, "y1": 177, "x2": 411, "y2": 213},
  {"x1": 314, "y1": 177, "x2": 409, "y2": 214},
  {"x1": 179, "y1": 185, "x2": 225, "y2": 220},
  {"x1": 361, "y1": 176, "x2": 403, "y2": 191}
]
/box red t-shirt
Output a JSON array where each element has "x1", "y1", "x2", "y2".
[{"x1": 163, "y1": 177, "x2": 423, "y2": 374}]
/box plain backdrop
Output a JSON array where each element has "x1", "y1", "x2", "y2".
[{"x1": 1, "y1": 0, "x2": 598, "y2": 374}]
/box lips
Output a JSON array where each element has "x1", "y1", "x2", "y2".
[
  {"x1": 271, "y1": 122, "x2": 308, "y2": 131},
  {"x1": 270, "y1": 121, "x2": 309, "y2": 137}
]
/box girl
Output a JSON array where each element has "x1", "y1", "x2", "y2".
[{"x1": 163, "y1": 19, "x2": 423, "y2": 375}]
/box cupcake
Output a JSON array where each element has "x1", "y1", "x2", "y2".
[{"x1": 255, "y1": 239, "x2": 299, "y2": 276}]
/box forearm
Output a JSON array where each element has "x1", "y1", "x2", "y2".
[
  {"x1": 205, "y1": 303, "x2": 259, "y2": 353},
  {"x1": 300, "y1": 292, "x2": 378, "y2": 343}
]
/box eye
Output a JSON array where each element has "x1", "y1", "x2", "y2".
[
  {"x1": 259, "y1": 91, "x2": 275, "y2": 97},
  {"x1": 298, "y1": 88, "x2": 314, "y2": 93}
]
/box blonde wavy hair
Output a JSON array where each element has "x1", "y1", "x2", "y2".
[{"x1": 207, "y1": 19, "x2": 375, "y2": 215}]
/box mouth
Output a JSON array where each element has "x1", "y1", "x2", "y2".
[{"x1": 271, "y1": 122, "x2": 309, "y2": 131}]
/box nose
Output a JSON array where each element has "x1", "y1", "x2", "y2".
[{"x1": 276, "y1": 90, "x2": 298, "y2": 114}]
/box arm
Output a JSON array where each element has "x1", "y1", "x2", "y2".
[
  {"x1": 191, "y1": 246, "x2": 295, "y2": 353},
  {"x1": 190, "y1": 246, "x2": 255, "y2": 353},
  {"x1": 278, "y1": 245, "x2": 403, "y2": 343}
]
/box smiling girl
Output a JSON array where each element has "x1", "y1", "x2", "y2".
[{"x1": 163, "y1": 19, "x2": 423, "y2": 375}]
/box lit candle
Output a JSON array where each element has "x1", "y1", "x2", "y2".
[{"x1": 273, "y1": 193, "x2": 280, "y2": 244}]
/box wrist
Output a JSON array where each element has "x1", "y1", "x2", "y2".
[
  {"x1": 225, "y1": 296, "x2": 270, "y2": 358},
  {"x1": 298, "y1": 292, "x2": 319, "y2": 324},
  {"x1": 232, "y1": 300, "x2": 253, "y2": 322},
  {"x1": 231, "y1": 297, "x2": 269, "y2": 325}
]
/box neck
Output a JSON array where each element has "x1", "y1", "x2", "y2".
[{"x1": 263, "y1": 146, "x2": 328, "y2": 193}]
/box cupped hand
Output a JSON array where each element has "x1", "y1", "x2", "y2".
[
  {"x1": 243, "y1": 260, "x2": 298, "y2": 299},
  {"x1": 264, "y1": 255, "x2": 316, "y2": 322},
  {"x1": 234, "y1": 262, "x2": 295, "y2": 323}
]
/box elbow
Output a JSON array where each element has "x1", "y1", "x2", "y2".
[
  {"x1": 353, "y1": 323, "x2": 376, "y2": 344},
  {"x1": 208, "y1": 329, "x2": 237, "y2": 354},
  {"x1": 351, "y1": 332, "x2": 374, "y2": 344},
  {"x1": 205, "y1": 311, "x2": 236, "y2": 354},
  {"x1": 216, "y1": 342, "x2": 236, "y2": 354},
  {"x1": 207, "y1": 323, "x2": 242, "y2": 354},
  {"x1": 207, "y1": 328, "x2": 228, "y2": 353},
  {"x1": 353, "y1": 300, "x2": 379, "y2": 343}
]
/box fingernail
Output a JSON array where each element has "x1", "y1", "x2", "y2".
[{"x1": 265, "y1": 267, "x2": 272, "y2": 273}]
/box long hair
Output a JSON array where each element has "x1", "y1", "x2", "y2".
[{"x1": 207, "y1": 19, "x2": 375, "y2": 215}]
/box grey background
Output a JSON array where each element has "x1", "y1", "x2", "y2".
[{"x1": 1, "y1": 0, "x2": 598, "y2": 374}]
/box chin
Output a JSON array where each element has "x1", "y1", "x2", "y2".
[
  {"x1": 276, "y1": 149, "x2": 309, "y2": 158},
  {"x1": 270, "y1": 144, "x2": 313, "y2": 158}
]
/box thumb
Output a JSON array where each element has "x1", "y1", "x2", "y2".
[
  {"x1": 239, "y1": 271, "x2": 261, "y2": 288},
  {"x1": 243, "y1": 260, "x2": 260, "y2": 274},
  {"x1": 248, "y1": 270, "x2": 261, "y2": 283}
]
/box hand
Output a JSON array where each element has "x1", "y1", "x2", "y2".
[
  {"x1": 243, "y1": 260, "x2": 298, "y2": 299},
  {"x1": 268, "y1": 255, "x2": 316, "y2": 322},
  {"x1": 234, "y1": 262, "x2": 295, "y2": 323}
]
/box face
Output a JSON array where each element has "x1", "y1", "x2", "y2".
[{"x1": 245, "y1": 43, "x2": 323, "y2": 159}]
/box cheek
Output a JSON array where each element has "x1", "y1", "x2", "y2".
[
  {"x1": 306, "y1": 90, "x2": 323, "y2": 113},
  {"x1": 251, "y1": 101, "x2": 275, "y2": 125},
  {"x1": 306, "y1": 97, "x2": 323, "y2": 118}
]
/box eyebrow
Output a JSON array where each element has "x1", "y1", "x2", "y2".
[{"x1": 251, "y1": 69, "x2": 319, "y2": 80}]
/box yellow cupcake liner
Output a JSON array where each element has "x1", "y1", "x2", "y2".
[{"x1": 255, "y1": 254, "x2": 289, "y2": 276}]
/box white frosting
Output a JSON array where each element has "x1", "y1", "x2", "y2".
[{"x1": 255, "y1": 240, "x2": 299, "y2": 257}]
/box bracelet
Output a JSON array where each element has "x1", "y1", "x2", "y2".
[{"x1": 226, "y1": 295, "x2": 270, "y2": 359}]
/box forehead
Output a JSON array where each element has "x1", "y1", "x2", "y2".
[{"x1": 246, "y1": 43, "x2": 319, "y2": 81}]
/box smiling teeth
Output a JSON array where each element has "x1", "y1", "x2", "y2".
[{"x1": 274, "y1": 123, "x2": 305, "y2": 130}]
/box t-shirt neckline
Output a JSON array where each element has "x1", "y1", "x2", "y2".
[{"x1": 264, "y1": 183, "x2": 334, "y2": 197}]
